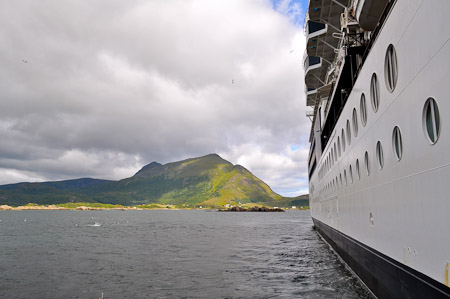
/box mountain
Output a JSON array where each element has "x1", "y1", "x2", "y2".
[{"x1": 0, "y1": 154, "x2": 308, "y2": 207}]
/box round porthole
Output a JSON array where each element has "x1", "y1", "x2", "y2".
[
  {"x1": 423, "y1": 97, "x2": 440, "y2": 144},
  {"x1": 337, "y1": 136, "x2": 341, "y2": 157},
  {"x1": 349, "y1": 165, "x2": 353, "y2": 184},
  {"x1": 392, "y1": 126, "x2": 403, "y2": 161},
  {"x1": 352, "y1": 108, "x2": 358, "y2": 137},
  {"x1": 356, "y1": 159, "x2": 360, "y2": 180},
  {"x1": 376, "y1": 141, "x2": 384, "y2": 169},
  {"x1": 346, "y1": 119, "x2": 351, "y2": 145},
  {"x1": 334, "y1": 148, "x2": 337, "y2": 163},
  {"x1": 360, "y1": 93, "x2": 367, "y2": 126},
  {"x1": 364, "y1": 151, "x2": 370, "y2": 176},
  {"x1": 385, "y1": 44, "x2": 398, "y2": 93},
  {"x1": 341, "y1": 129, "x2": 346, "y2": 152},
  {"x1": 370, "y1": 73, "x2": 380, "y2": 112},
  {"x1": 334, "y1": 143, "x2": 337, "y2": 162}
]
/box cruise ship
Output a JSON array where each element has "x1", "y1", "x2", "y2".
[{"x1": 305, "y1": 0, "x2": 450, "y2": 297}]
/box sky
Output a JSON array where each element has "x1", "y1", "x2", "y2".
[{"x1": 0, "y1": 0, "x2": 310, "y2": 197}]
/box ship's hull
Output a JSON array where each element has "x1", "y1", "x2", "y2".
[
  {"x1": 313, "y1": 219, "x2": 450, "y2": 298},
  {"x1": 307, "y1": 0, "x2": 450, "y2": 297}
]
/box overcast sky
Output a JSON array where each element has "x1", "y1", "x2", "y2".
[{"x1": 0, "y1": 0, "x2": 310, "y2": 196}]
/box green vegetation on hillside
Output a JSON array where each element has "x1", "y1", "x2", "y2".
[{"x1": 0, "y1": 154, "x2": 309, "y2": 208}]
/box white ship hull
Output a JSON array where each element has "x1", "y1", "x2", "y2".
[{"x1": 306, "y1": 0, "x2": 450, "y2": 297}]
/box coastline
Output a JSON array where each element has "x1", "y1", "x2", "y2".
[
  {"x1": 0, "y1": 204, "x2": 177, "y2": 211},
  {"x1": 0, "y1": 204, "x2": 309, "y2": 211}
]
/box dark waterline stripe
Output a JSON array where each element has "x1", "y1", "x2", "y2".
[{"x1": 313, "y1": 218, "x2": 450, "y2": 299}]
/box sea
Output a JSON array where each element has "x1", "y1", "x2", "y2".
[{"x1": 0, "y1": 210, "x2": 374, "y2": 299}]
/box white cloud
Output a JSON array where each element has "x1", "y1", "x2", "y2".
[{"x1": 0, "y1": 0, "x2": 309, "y2": 196}]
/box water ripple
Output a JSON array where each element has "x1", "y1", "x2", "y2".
[{"x1": 0, "y1": 210, "x2": 373, "y2": 298}]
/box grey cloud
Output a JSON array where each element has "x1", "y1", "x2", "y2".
[{"x1": 0, "y1": 0, "x2": 309, "y2": 195}]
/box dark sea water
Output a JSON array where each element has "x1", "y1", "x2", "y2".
[{"x1": 0, "y1": 210, "x2": 373, "y2": 299}]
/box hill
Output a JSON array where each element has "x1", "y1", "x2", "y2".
[{"x1": 0, "y1": 154, "x2": 308, "y2": 208}]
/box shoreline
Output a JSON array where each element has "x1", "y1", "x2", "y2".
[
  {"x1": 0, "y1": 204, "x2": 179, "y2": 211},
  {"x1": 0, "y1": 204, "x2": 309, "y2": 211}
]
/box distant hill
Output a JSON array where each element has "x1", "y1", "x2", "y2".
[{"x1": 0, "y1": 154, "x2": 308, "y2": 208}]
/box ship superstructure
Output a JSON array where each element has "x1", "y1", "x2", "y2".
[{"x1": 305, "y1": 0, "x2": 450, "y2": 297}]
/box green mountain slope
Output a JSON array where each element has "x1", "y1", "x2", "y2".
[{"x1": 0, "y1": 154, "x2": 308, "y2": 207}]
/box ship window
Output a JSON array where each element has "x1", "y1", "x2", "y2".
[
  {"x1": 392, "y1": 126, "x2": 403, "y2": 161},
  {"x1": 385, "y1": 44, "x2": 398, "y2": 93},
  {"x1": 376, "y1": 141, "x2": 384, "y2": 169},
  {"x1": 344, "y1": 169, "x2": 347, "y2": 186},
  {"x1": 356, "y1": 159, "x2": 360, "y2": 180},
  {"x1": 423, "y1": 98, "x2": 440, "y2": 144},
  {"x1": 364, "y1": 151, "x2": 370, "y2": 176},
  {"x1": 370, "y1": 73, "x2": 380, "y2": 112},
  {"x1": 352, "y1": 108, "x2": 358, "y2": 137},
  {"x1": 360, "y1": 93, "x2": 367, "y2": 126},
  {"x1": 338, "y1": 136, "x2": 341, "y2": 157},
  {"x1": 341, "y1": 129, "x2": 346, "y2": 152},
  {"x1": 346, "y1": 119, "x2": 351, "y2": 145},
  {"x1": 349, "y1": 165, "x2": 353, "y2": 183},
  {"x1": 334, "y1": 143, "x2": 337, "y2": 162}
]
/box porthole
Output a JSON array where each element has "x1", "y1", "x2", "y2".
[
  {"x1": 370, "y1": 73, "x2": 380, "y2": 112},
  {"x1": 364, "y1": 151, "x2": 370, "y2": 176},
  {"x1": 341, "y1": 129, "x2": 346, "y2": 152},
  {"x1": 392, "y1": 126, "x2": 403, "y2": 161},
  {"x1": 337, "y1": 136, "x2": 341, "y2": 157},
  {"x1": 360, "y1": 93, "x2": 367, "y2": 126},
  {"x1": 349, "y1": 165, "x2": 353, "y2": 183},
  {"x1": 346, "y1": 119, "x2": 351, "y2": 145},
  {"x1": 423, "y1": 98, "x2": 440, "y2": 144},
  {"x1": 334, "y1": 143, "x2": 337, "y2": 162},
  {"x1": 385, "y1": 44, "x2": 398, "y2": 92},
  {"x1": 356, "y1": 159, "x2": 360, "y2": 180},
  {"x1": 352, "y1": 108, "x2": 358, "y2": 137},
  {"x1": 344, "y1": 169, "x2": 347, "y2": 186},
  {"x1": 376, "y1": 141, "x2": 384, "y2": 169}
]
